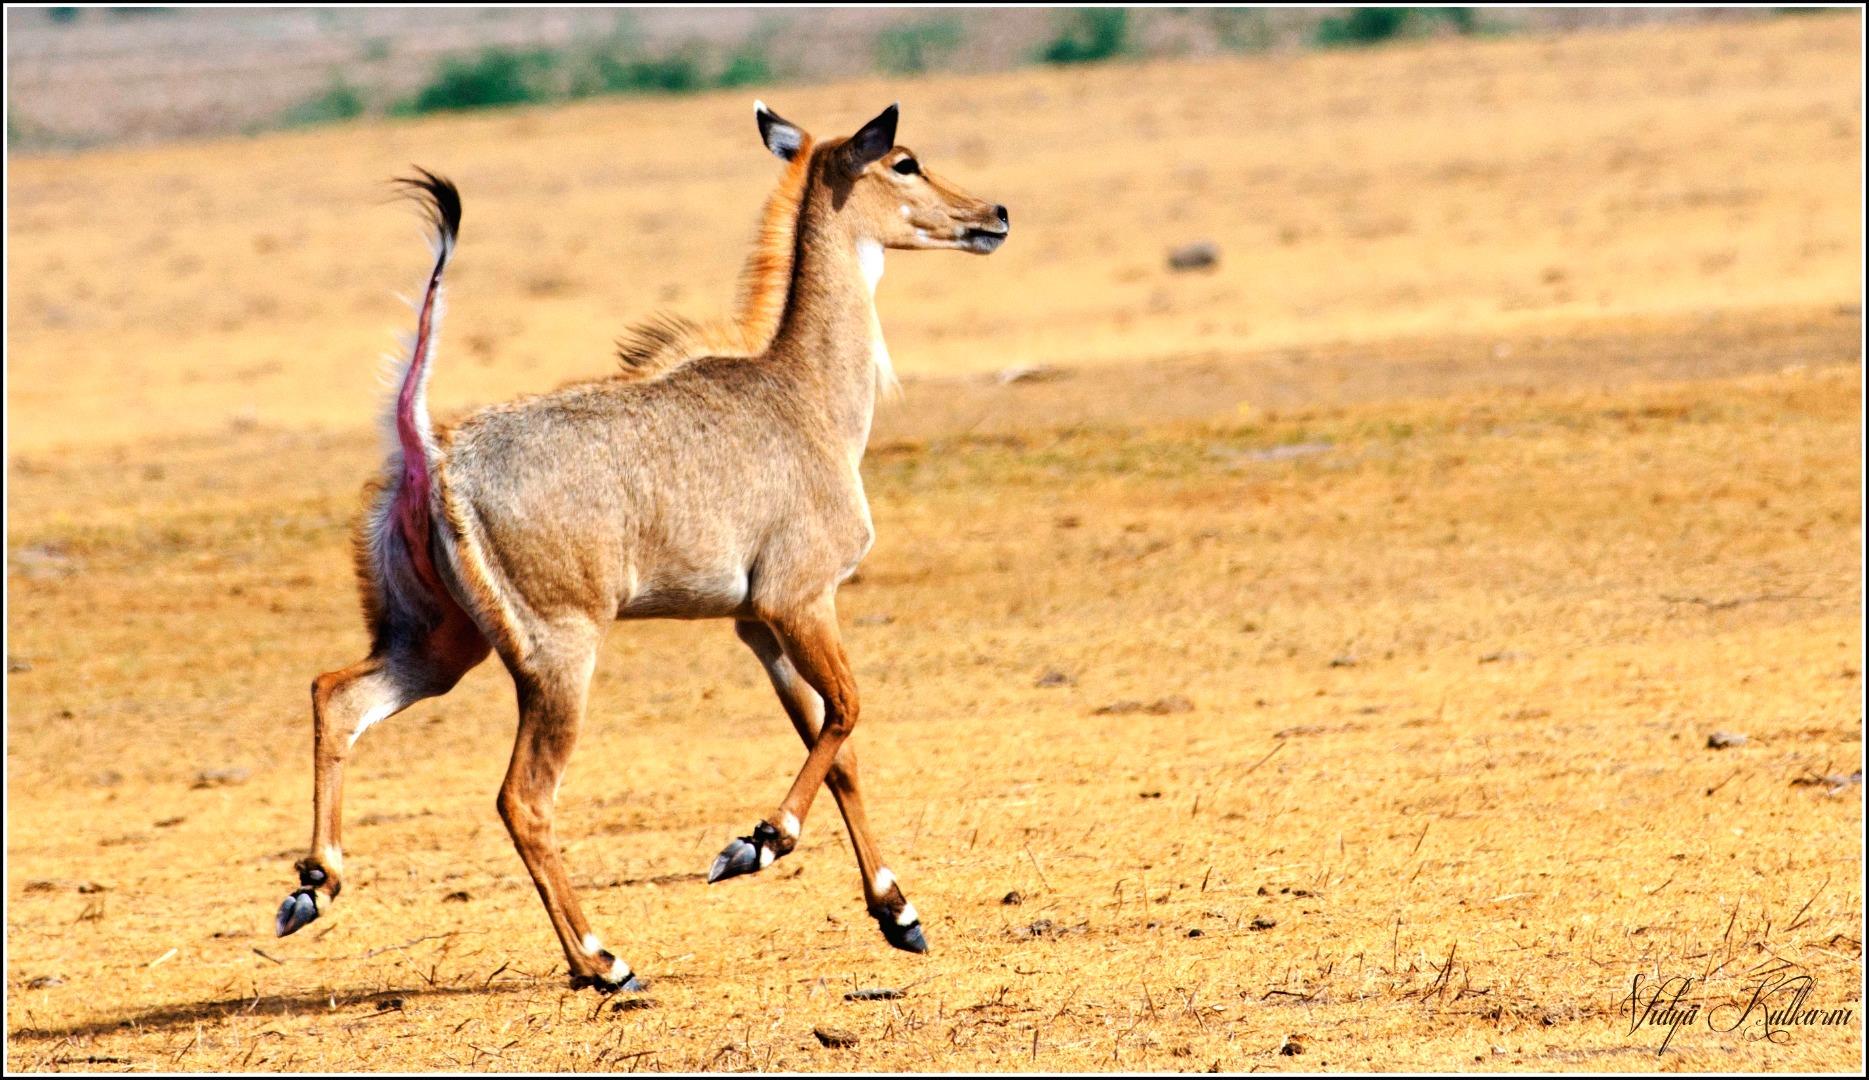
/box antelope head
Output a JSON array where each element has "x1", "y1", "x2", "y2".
[{"x1": 756, "y1": 101, "x2": 1010, "y2": 255}]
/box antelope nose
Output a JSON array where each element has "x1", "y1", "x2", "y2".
[{"x1": 994, "y1": 204, "x2": 1009, "y2": 228}]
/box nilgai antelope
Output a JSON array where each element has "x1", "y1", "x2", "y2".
[{"x1": 275, "y1": 103, "x2": 1009, "y2": 991}]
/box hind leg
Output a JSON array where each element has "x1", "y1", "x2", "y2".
[{"x1": 276, "y1": 619, "x2": 486, "y2": 937}]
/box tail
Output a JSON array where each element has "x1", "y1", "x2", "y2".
[{"x1": 384, "y1": 168, "x2": 461, "y2": 608}]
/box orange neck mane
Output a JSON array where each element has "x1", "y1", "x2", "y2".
[{"x1": 615, "y1": 135, "x2": 816, "y2": 378}]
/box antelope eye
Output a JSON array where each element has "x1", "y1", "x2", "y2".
[{"x1": 892, "y1": 157, "x2": 921, "y2": 176}]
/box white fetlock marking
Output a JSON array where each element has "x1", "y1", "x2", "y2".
[
  {"x1": 582, "y1": 933, "x2": 604, "y2": 956},
  {"x1": 608, "y1": 955, "x2": 633, "y2": 983},
  {"x1": 780, "y1": 812, "x2": 800, "y2": 840},
  {"x1": 896, "y1": 902, "x2": 920, "y2": 926},
  {"x1": 320, "y1": 846, "x2": 344, "y2": 873},
  {"x1": 759, "y1": 846, "x2": 775, "y2": 869},
  {"x1": 874, "y1": 867, "x2": 896, "y2": 894}
]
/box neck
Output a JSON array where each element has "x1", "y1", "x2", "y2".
[{"x1": 768, "y1": 187, "x2": 889, "y2": 452}]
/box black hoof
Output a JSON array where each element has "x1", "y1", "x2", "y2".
[
  {"x1": 274, "y1": 889, "x2": 320, "y2": 937},
  {"x1": 571, "y1": 971, "x2": 646, "y2": 994},
  {"x1": 707, "y1": 821, "x2": 783, "y2": 883},
  {"x1": 880, "y1": 916, "x2": 929, "y2": 954}
]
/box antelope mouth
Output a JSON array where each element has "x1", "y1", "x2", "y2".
[{"x1": 961, "y1": 226, "x2": 1007, "y2": 254}]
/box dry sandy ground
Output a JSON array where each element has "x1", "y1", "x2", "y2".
[{"x1": 5, "y1": 13, "x2": 1864, "y2": 1073}]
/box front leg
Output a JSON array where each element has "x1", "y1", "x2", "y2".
[
  {"x1": 499, "y1": 630, "x2": 644, "y2": 993},
  {"x1": 706, "y1": 598, "x2": 852, "y2": 876},
  {"x1": 707, "y1": 819, "x2": 793, "y2": 883}
]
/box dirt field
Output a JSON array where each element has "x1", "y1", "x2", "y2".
[{"x1": 6, "y1": 13, "x2": 1864, "y2": 1072}]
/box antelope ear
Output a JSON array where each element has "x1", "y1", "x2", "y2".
[
  {"x1": 839, "y1": 102, "x2": 898, "y2": 176},
  {"x1": 755, "y1": 100, "x2": 805, "y2": 161}
]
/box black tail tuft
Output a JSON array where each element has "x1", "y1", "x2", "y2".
[{"x1": 393, "y1": 167, "x2": 462, "y2": 255}]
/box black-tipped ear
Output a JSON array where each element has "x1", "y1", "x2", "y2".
[
  {"x1": 839, "y1": 102, "x2": 898, "y2": 176},
  {"x1": 755, "y1": 100, "x2": 804, "y2": 161}
]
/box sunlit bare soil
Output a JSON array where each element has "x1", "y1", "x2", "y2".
[{"x1": 6, "y1": 13, "x2": 1862, "y2": 1072}]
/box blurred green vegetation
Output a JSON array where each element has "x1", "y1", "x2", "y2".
[
  {"x1": 233, "y1": 6, "x2": 1519, "y2": 136},
  {"x1": 876, "y1": 18, "x2": 965, "y2": 75},
  {"x1": 571, "y1": 49, "x2": 706, "y2": 98},
  {"x1": 716, "y1": 46, "x2": 774, "y2": 88},
  {"x1": 1037, "y1": 8, "x2": 1130, "y2": 65},
  {"x1": 381, "y1": 35, "x2": 776, "y2": 118},
  {"x1": 44, "y1": 5, "x2": 178, "y2": 19},
  {"x1": 280, "y1": 30, "x2": 780, "y2": 127},
  {"x1": 280, "y1": 78, "x2": 366, "y2": 127},
  {"x1": 18, "y1": 5, "x2": 1834, "y2": 151},
  {"x1": 273, "y1": 5, "x2": 1489, "y2": 132},
  {"x1": 1313, "y1": 8, "x2": 1479, "y2": 48},
  {"x1": 399, "y1": 47, "x2": 559, "y2": 113}
]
